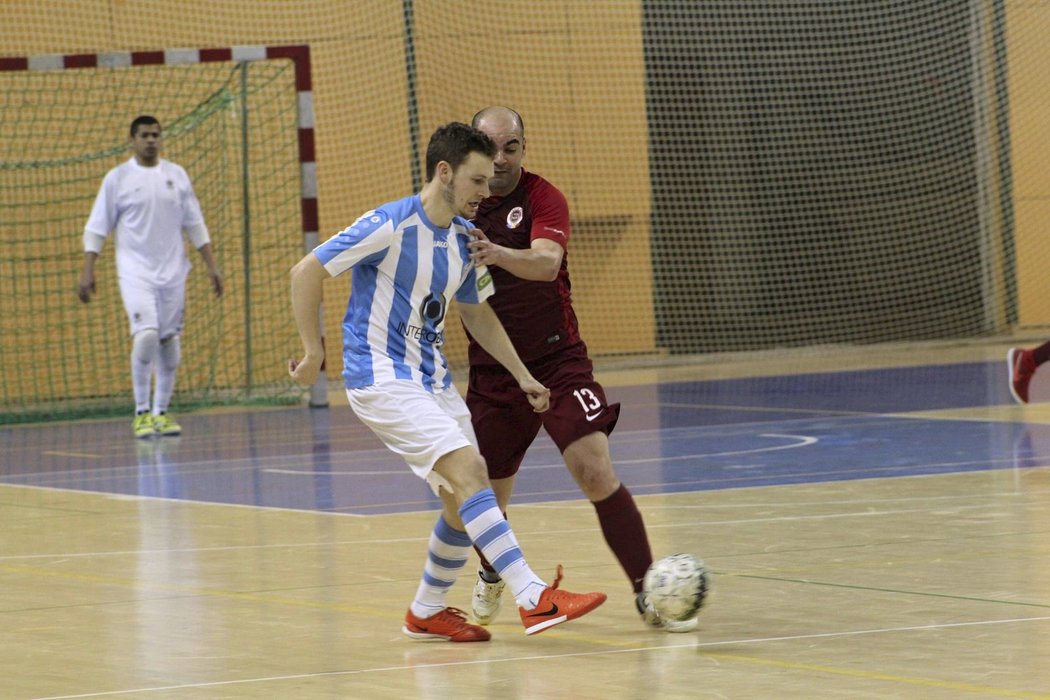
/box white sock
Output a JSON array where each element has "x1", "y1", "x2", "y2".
[
  {"x1": 459, "y1": 489, "x2": 547, "y2": 610},
  {"x1": 130, "y1": 330, "x2": 158, "y2": 413},
  {"x1": 409, "y1": 516, "x2": 471, "y2": 619},
  {"x1": 153, "y1": 335, "x2": 180, "y2": 414}
]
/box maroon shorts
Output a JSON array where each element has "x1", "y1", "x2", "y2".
[{"x1": 467, "y1": 343, "x2": 621, "y2": 480}]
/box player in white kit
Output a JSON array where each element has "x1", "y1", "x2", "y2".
[
  {"x1": 289, "y1": 122, "x2": 606, "y2": 641},
  {"x1": 78, "y1": 116, "x2": 224, "y2": 438}
]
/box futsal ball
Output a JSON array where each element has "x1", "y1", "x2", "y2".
[{"x1": 642, "y1": 553, "x2": 710, "y2": 622}]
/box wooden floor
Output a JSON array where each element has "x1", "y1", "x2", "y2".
[{"x1": 2, "y1": 342, "x2": 1050, "y2": 699}]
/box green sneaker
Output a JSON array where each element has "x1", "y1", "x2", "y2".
[
  {"x1": 153, "y1": 413, "x2": 182, "y2": 437},
  {"x1": 132, "y1": 412, "x2": 156, "y2": 439}
]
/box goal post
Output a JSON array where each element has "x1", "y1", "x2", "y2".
[{"x1": 0, "y1": 44, "x2": 327, "y2": 423}]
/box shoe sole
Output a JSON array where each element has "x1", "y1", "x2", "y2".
[
  {"x1": 1007, "y1": 348, "x2": 1027, "y2": 404},
  {"x1": 401, "y1": 625, "x2": 452, "y2": 642},
  {"x1": 401, "y1": 625, "x2": 489, "y2": 643},
  {"x1": 523, "y1": 593, "x2": 607, "y2": 636},
  {"x1": 524, "y1": 613, "x2": 568, "y2": 635}
]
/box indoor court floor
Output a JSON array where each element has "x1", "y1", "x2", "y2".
[{"x1": 2, "y1": 343, "x2": 1049, "y2": 699}]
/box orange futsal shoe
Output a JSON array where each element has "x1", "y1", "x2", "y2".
[
  {"x1": 402, "y1": 607, "x2": 491, "y2": 642},
  {"x1": 519, "y1": 565, "x2": 607, "y2": 635}
]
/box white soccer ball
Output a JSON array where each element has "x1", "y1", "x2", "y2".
[{"x1": 643, "y1": 553, "x2": 709, "y2": 622}]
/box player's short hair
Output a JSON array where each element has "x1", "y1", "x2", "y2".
[
  {"x1": 129, "y1": 115, "x2": 161, "y2": 138},
  {"x1": 424, "y1": 122, "x2": 496, "y2": 181},
  {"x1": 471, "y1": 106, "x2": 525, "y2": 138}
]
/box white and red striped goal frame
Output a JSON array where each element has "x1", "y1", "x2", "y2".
[
  {"x1": 0, "y1": 44, "x2": 328, "y2": 404},
  {"x1": 1, "y1": 45, "x2": 317, "y2": 245}
]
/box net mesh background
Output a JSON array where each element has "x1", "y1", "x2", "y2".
[{"x1": 0, "y1": 0, "x2": 1045, "y2": 421}]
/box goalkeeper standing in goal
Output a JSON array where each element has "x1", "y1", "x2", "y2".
[
  {"x1": 77, "y1": 115, "x2": 225, "y2": 438},
  {"x1": 464, "y1": 106, "x2": 696, "y2": 632}
]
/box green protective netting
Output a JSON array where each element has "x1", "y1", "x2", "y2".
[{"x1": 0, "y1": 59, "x2": 305, "y2": 423}]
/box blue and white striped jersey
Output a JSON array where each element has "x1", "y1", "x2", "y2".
[{"x1": 313, "y1": 194, "x2": 494, "y2": 391}]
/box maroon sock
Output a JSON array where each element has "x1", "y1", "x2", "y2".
[
  {"x1": 473, "y1": 510, "x2": 506, "y2": 578},
  {"x1": 1033, "y1": 341, "x2": 1050, "y2": 367},
  {"x1": 593, "y1": 484, "x2": 653, "y2": 593},
  {"x1": 474, "y1": 546, "x2": 498, "y2": 576}
]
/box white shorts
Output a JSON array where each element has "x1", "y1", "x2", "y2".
[
  {"x1": 347, "y1": 380, "x2": 478, "y2": 495},
  {"x1": 118, "y1": 277, "x2": 186, "y2": 339}
]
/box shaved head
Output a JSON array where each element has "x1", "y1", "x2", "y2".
[{"x1": 471, "y1": 106, "x2": 525, "y2": 138}]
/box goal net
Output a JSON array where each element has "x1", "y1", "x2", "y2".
[
  {"x1": 0, "y1": 1, "x2": 1036, "y2": 424},
  {"x1": 641, "y1": 1, "x2": 1016, "y2": 355},
  {"x1": 378, "y1": 0, "x2": 1021, "y2": 368},
  {"x1": 0, "y1": 48, "x2": 309, "y2": 422}
]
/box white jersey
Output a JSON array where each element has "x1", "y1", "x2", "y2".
[
  {"x1": 84, "y1": 157, "x2": 205, "y2": 287},
  {"x1": 313, "y1": 194, "x2": 494, "y2": 392}
]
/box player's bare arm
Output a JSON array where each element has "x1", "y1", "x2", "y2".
[
  {"x1": 196, "y1": 243, "x2": 225, "y2": 297},
  {"x1": 468, "y1": 230, "x2": 563, "y2": 282},
  {"x1": 77, "y1": 252, "x2": 98, "y2": 303},
  {"x1": 458, "y1": 300, "x2": 550, "y2": 412},
  {"x1": 288, "y1": 253, "x2": 328, "y2": 385}
]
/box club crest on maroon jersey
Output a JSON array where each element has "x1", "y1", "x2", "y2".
[{"x1": 506, "y1": 206, "x2": 524, "y2": 229}]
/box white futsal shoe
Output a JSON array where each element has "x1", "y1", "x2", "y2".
[{"x1": 471, "y1": 571, "x2": 506, "y2": 625}]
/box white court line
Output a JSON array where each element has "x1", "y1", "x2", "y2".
[
  {"x1": 264, "y1": 467, "x2": 408, "y2": 475},
  {"x1": 28, "y1": 615, "x2": 1050, "y2": 699},
  {"x1": 613, "y1": 432, "x2": 817, "y2": 463},
  {"x1": 0, "y1": 482, "x2": 367, "y2": 519},
  {"x1": 0, "y1": 500, "x2": 1032, "y2": 562},
  {"x1": 262, "y1": 433, "x2": 820, "y2": 476},
  {"x1": 527, "y1": 485, "x2": 1050, "y2": 510}
]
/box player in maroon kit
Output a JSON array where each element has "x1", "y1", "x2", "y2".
[{"x1": 463, "y1": 106, "x2": 698, "y2": 632}]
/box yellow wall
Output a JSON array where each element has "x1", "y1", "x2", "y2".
[
  {"x1": 0, "y1": 0, "x2": 657, "y2": 391},
  {"x1": 1005, "y1": 2, "x2": 1050, "y2": 327},
  {"x1": 4, "y1": 0, "x2": 1043, "y2": 404}
]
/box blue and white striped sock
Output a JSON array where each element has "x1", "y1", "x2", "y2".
[
  {"x1": 409, "y1": 516, "x2": 471, "y2": 619},
  {"x1": 460, "y1": 488, "x2": 546, "y2": 609}
]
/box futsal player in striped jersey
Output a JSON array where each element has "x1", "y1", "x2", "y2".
[
  {"x1": 79, "y1": 115, "x2": 225, "y2": 439},
  {"x1": 289, "y1": 122, "x2": 606, "y2": 642}
]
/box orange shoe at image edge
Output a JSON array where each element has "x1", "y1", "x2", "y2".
[
  {"x1": 519, "y1": 565, "x2": 607, "y2": 636},
  {"x1": 402, "y1": 607, "x2": 491, "y2": 642}
]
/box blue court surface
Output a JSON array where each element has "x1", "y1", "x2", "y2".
[{"x1": 1, "y1": 360, "x2": 1045, "y2": 515}]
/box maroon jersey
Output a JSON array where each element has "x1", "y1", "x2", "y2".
[{"x1": 468, "y1": 169, "x2": 580, "y2": 365}]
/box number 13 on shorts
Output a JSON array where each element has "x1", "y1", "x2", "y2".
[{"x1": 573, "y1": 387, "x2": 605, "y2": 422}]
